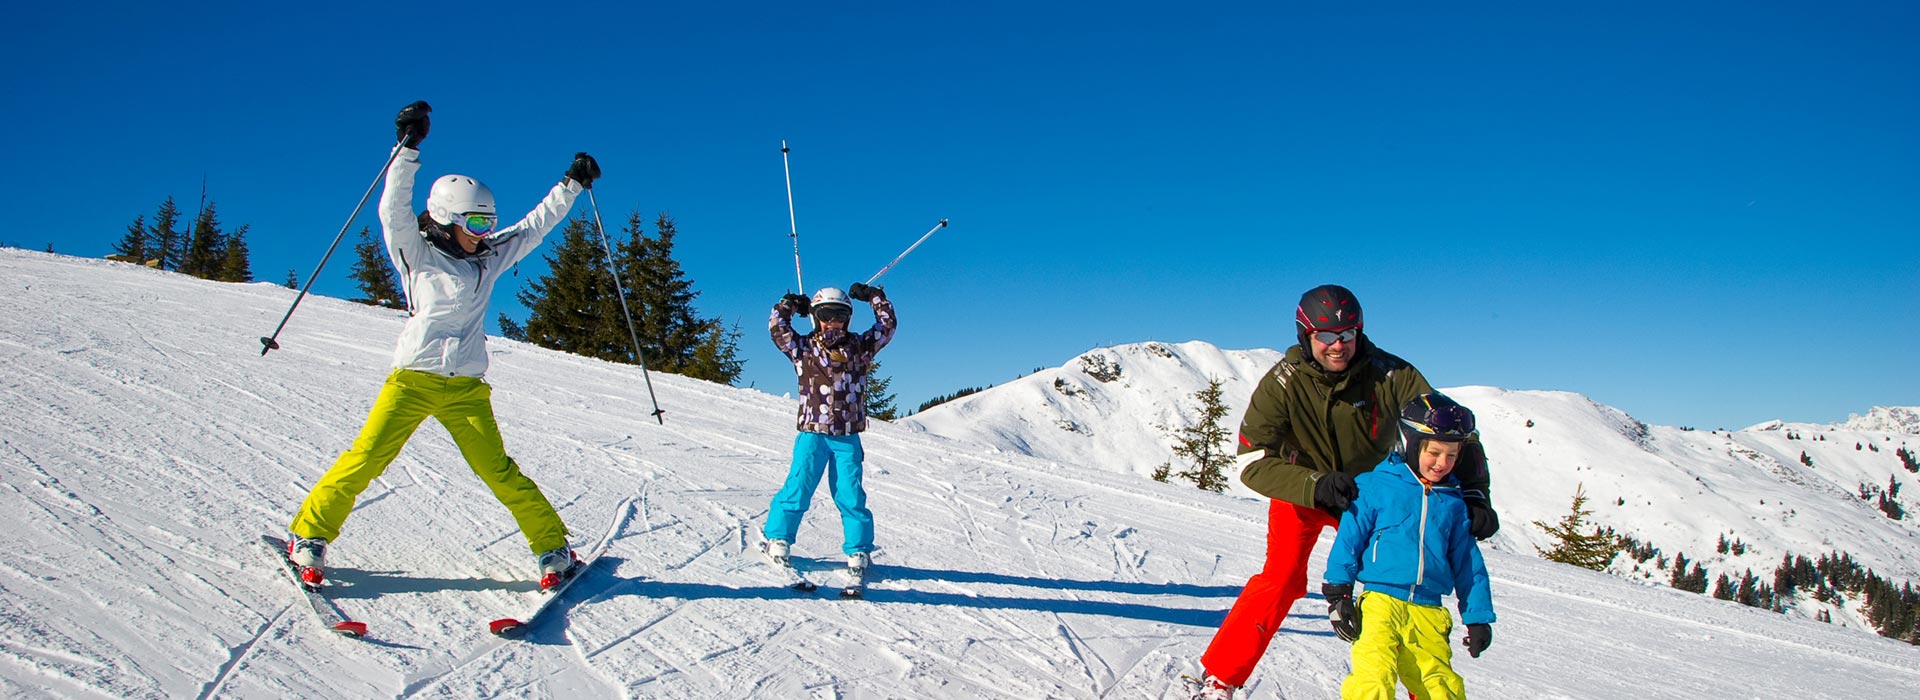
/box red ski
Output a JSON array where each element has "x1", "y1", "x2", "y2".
[
  {"x1": 260, "y1": 535, "x2": 368, "y2": 638},
  {"x1": 488, "y1": 498, "x2": 630, "y2": 638}
]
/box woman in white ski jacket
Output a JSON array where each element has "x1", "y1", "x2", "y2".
[{"x1": 286, "y1": 101, "x2": 601, "y2": 592}]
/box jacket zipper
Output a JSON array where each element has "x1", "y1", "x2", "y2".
[{"x1": 1415, "y1": 483, "x2": 1430, "y2": 588}]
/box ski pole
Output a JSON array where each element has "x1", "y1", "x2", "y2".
[
  {"x1": 586, "y1": 188, "x2": 667, "y2": 425},
  {"x1": 863, "y1": 219, "x2": 950, "y2": 286},
  {"x1": 781, "y1": 140, "x2": 803, "y2": 292},
  {"x1": 260, "y1": 141, "x2": 407, "y2": 355}
]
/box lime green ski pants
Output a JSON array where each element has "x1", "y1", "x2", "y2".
[
  {"x1": 289, "y1": 369, "x2": 569, "y2": 553},
  {"x1": 1341, "y1": 592, "x2": 1467, "y2": 700}
]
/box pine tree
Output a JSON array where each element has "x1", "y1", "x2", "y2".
[
  {"x1": 865, "y1": 359, "x2": 899, "y2": 420},
  {"x1": 219, "y1": 225, "x2": 253, "y2": 282},
  {"x1": 112, "y1": 214, "x2": 149, "y2": 264},
  {"x1": 511, "y1": 211, "x2": 744, "y2": 385},
  {"x1": 1712, "y1": 573, "x2": 1734, "y2": 600},
  {"x1": 180, "y1": 201, "x2": 228, "y2": 278},
  {"x1": 684, "y1": 319, "x2": 745, "y2": 385},
  {"x1": 498, "y1": 313, "x2": 527, "y2": 342},
  {"x1": 149, "y1": 197, "x2": 185, "y2": 271},
  {"x1": 616, "y1": 212, "x2": 740, "y2": 383},
  {"x1": 283, "y1": 269, "x2": 298, "y2": 289},
  {"x1": 1533, "y1": 483, "x2": 1621, "y2": 571},
  {"x1": 1165, "y1": 379, "x2": 1234, "y2": 492},
  {"x1": 347, "y1": 226, "x2": 404, "y2": 309},
  {"x1": 517, "y1": 216, "x2": 629, "y2": 361}
]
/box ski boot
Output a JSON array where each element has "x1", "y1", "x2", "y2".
[
  {"x1": 286, "y1": 535, "x2": 328, "y2": 589},
  {"x1": 763, "y1": 539, "x2": 792, "y2": 567},
  {"x1": 536, "y1": 546, "x2": 581, "y2": 592},
  {"x1": 1180, "y1": 673, "x2": 1238, "y2": 700}
]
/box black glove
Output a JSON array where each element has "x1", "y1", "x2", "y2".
[
  {"x1": 566, "y1": 152, "x2": 601, "y2": 189},
  {"x1": 395, "y1": 101, "x2": 431, "y2": 149},
  {"x1": 1313, "y1": 472, "x2": 1358, "y2": 515},
  {"x1": 1466, "y1": 498, "x2": 1500, "y2": 540},
  {"x1": 847, "y1": 282, "x2": 883, "y2": 302},
  {"x1": 1323, "y1": 583, "x2": 1360, "y2": 642},
  {"x1": 1464, "y1": 623, "x2": 1492, "y2": 658},
  {"x1": 781, "y1": 293, "x2": 812, "y2": 316}
]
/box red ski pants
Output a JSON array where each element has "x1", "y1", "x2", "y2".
[{"x1": 1201, "y1": 499, "x2": 1341, "y2": 687}]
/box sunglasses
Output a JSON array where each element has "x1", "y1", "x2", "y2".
[
  {"x1": 461, "y1": 212, "x2": 499, "y2": 236},
  {"x1": 814, "y1": 306, "x2": 852, "y2": 324},
  {"x1": 1311, "y1": 328, "x2": 1359, "y2": 345}
]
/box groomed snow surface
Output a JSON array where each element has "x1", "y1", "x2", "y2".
[{"x1": 1, "y1": 249, "x2": 1914, "y2": 699}]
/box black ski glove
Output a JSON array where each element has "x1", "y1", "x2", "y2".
[
  {"x1": 395, "y1": 100, "x2": 431, "y2": 149},
  {"x1": 1323, "y1": 583, "x2": 1360, "y2": 642},
  {"x1": 1313, "y1": 472, "x2": 1358, "y2": 516},
  {"x1": 566, "y1": 152, "x2": 600, "y2": 189},
  {"x1": 1466, "y1": 498, "x2": 1500, "y2": 540},
  {"x1": 848, "y1": 282, "x2": 883, "y2": 302},
  {"x1": 1464, "y1": 623, "x2": 1492, "y2": 658},
  {"x1": 781, "y1": 293, "x2": 812, "y2": 316}
]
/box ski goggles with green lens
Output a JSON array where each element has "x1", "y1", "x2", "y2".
[{"x1": 460, "y1": 212, "x2": 499, "y2": 236}]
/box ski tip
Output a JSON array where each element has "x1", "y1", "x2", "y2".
[
  {"x1": 489, "y1": 618, "x2": 524, "y2": 637},
  {"x1": 331, "y1": 621, "x2": 369, "y2": 637}
]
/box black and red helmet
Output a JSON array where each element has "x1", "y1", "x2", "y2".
[{"x1": 1294, "y1": 284, "x2": 1363, "y2": 348}]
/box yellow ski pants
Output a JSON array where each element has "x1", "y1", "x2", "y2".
[
  {"x1": 289, "y1": 369, "x2": 569, "y2": 553},
  {"x1": 1341, "y1": 592, "x2": 1467, "y2": 700}
]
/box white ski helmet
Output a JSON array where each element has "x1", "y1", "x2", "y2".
[
  {"x1": 426, "y1": 174, "x2": 496, "y2": 227},
  {"x1": 810, "y1": 287, "x2": 852, "y2": 314}
]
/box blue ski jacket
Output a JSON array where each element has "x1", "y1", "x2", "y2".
[{"x1": 1324, "y1": 454, "x2": 1496, "y2": 625}]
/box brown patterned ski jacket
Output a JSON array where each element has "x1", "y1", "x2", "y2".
[{"x1": 770, "y1": 295, "x2": 897, "y2": 435}]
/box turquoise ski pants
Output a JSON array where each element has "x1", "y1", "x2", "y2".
[{"x1": 764, "y1": 432, "x2": 874, "y2": 556}]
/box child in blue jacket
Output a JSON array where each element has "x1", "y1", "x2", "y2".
[{"x1": 1322, "y1": 392, "x2": 1495, "y2": 700}]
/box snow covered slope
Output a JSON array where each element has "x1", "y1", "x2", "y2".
[
  {"x1": 904, "y1": 343, "x2": 1920, "y2": 616},
  {"x1": 1, "y1": 248, "x2": 1915, "y2": 699}
]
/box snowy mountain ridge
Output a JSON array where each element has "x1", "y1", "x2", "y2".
[
  {"x1": 904, "y1": 340, "x2": 1920, "y2": 597},
  {"x1": 1, "y1": 247, "x2": 1915, "y2": 699}
]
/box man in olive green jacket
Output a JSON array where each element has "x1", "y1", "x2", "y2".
[{"x1": 1188, "y1": 284, "x2": 1496, "y2": 699}]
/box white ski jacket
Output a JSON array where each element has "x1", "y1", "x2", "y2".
[{"x1": 379, "y1": 147, "x2": 580, "y2": 378}]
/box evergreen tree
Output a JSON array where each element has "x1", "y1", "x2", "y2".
[
  {"x1": 219, "y1": 225, "x2": 253, "y2": 282},
  {"x1": 616, "y1": 212, "x2": 740, "y2": 383},
  {"x1": 511, "y1": 211, "x2": 744, "y2": 385},
  {"x1": 113, "y1": 214, "x2": 149, "y2": 264},
  {"x1": 149, "y1": 197, "x2": 185, "y2": 271},
  {"x1": 517, "y1": 216, "x2": 629, "y2": 361},
  {"x1": 347, "y1": 226, "x2": 404, "y2": 309},
  {"x1": 622, "y1": 214, "x2": 704, "y2": 370},
  {"x1": 283, "y1": 269, "x2": 298, "y2": 289},
  {"x1": 1712, "y1": 573, "x2": 1734, "y2": 600},
  {"x1": 180, "y1": 201, "x2": 228, "y2": 278},
  {"x1": 1165, "y1": 379, "x2": 1234, "y2": 492},
  {"x1": 865, "y1": 359, "x2": 900, "y2": 421},
  {"x1": 1533, "y1": 483, "x2": 1621, "y2": 571},
  {"x1": 684, "y1": 319, "x2": 745, "y2": 385},
  {"x1": 498, "y1": 313, "x2": 527, "y2": 342}
]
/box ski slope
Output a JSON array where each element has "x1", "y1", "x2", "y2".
[{"x1": 0, "y1": 248, "x2": 1914, "y2": 699}]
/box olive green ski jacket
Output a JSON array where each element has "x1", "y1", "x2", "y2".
[{"x1": 1236, "y1": 338, "x2": 1488, "y2": 509}]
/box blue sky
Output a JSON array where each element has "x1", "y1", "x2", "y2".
[{"x1": 6, "y1": 2, "x2": 1914, "y2": 430}]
